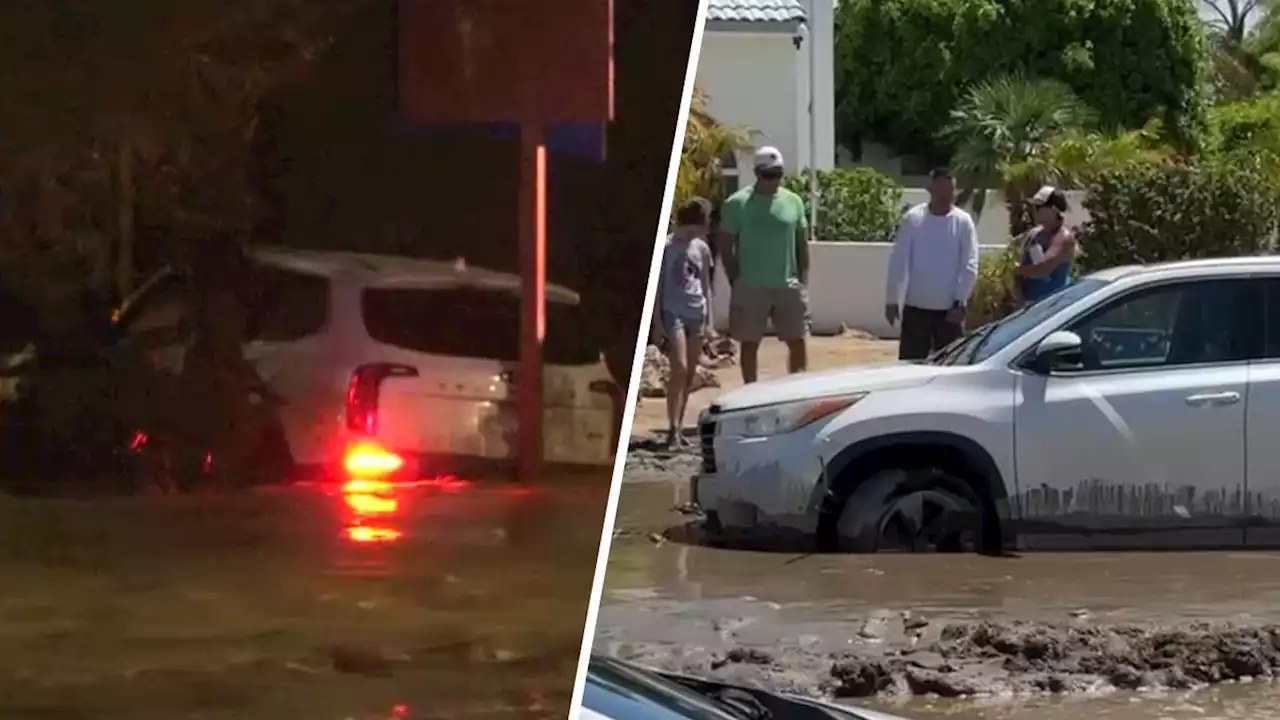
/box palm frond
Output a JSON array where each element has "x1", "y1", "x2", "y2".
[{"x1": 676, "y1": 86, "x2": 751, "y2": 208}]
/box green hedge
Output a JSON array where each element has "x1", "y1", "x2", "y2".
[
  {"x1": 1077, "y1": 158, "x2": 1280, "y2": 273},
  {"x1": 784, "y1": 167, "x2": 903, "y2": 243},
  {"x1": 834, "y1": 0, "x2": 1210, "y2": 159}
]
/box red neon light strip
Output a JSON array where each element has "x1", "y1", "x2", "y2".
[{"x1": 535, "y1": 142, "x2": 547, "y2": 342}]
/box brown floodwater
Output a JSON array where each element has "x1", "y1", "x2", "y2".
[
  {"x1": 600, "y1": 481, "x2": 1280, "y2": 720},
  {"x1": 0, "y1": 474, "x2": 606, "y2": 719}
]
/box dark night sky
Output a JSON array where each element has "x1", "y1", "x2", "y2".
[{"x1": 259, "y1": 0, "x2": 698, "y2": 302}]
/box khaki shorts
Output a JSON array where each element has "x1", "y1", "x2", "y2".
[{"x1": 729, "y1": 285, "x2": 809, "y2": 343}]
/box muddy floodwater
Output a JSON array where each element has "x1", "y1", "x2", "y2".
[
  {"x1": 601, "y1": 448, "x2": 1280, "y2": 720},
  {"x1": 0, "y1": 474, "x2": 605, "y2": 719}
]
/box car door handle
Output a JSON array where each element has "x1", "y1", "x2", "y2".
[{"x1": 1185, "y1": 391, "x2": 1241, "y2": 407}]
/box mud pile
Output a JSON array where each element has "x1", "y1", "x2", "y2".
[
  {"x1": 623, "y1": 437, "x2": 701, "y2": 479},
  {"x1": 608, "y1": 619, "x2": 1280, "y2": 699},
  {"x1": 638, "y1": 334, "x2": 737, "y2": 398}
]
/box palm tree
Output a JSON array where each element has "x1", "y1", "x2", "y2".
[
  {"x1": 675, "y1": 87, "x2": 750, "y2": 212},
  {"x1": 1004, "y1": 120, "x2": 1174, "y2": 191},
  {"x1": 1247, "y1": 2, "x2": 1280, "y2": 79},
  {"x1": 1207, "y1": 0, "x2": 1279, "y2": 98},
  {"x1": 943, "y1": 73, "x2": 1097, "y2": 235}
]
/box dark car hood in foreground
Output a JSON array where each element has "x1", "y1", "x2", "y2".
[
  {"x1": 655, "y1": 668, "x2": 911, "y2": 720},
  {"x1": 584, "y1": 654, "x2": 911, "y2": 720}
]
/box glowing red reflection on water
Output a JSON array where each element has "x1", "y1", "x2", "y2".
[
  {"x1": 345, "y1": 525, "x2": 403, "y2": 543},
  {"x1": 342, "y1": 473, "x2": 404, "y2": 544}
]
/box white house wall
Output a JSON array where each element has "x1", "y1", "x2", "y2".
[
  {"x1": 698, "y1": 31, "x2": 805, "y2": 170},
  {"x1": 798, "y1": 0, "x2": 835, "y2": 168}
]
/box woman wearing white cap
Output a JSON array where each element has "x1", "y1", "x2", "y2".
[{"x1": 1013, "y1": 185, "x2": 1077, "y2": 307}]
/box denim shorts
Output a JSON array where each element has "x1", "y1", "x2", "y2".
[{"x1": 661, "y1": 310, "x2": 706, "y2": 336}]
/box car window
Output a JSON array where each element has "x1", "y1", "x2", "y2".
[
  {"x1": 1057, "y1": 279, "x2": 1256, "y2": 372},
  {"x1": 247, "y1": 264, "x2": 330, "y2": 342},
  {"x1": 1260, "y1": 278, "x2": 1280, "y2": 360},
  {"x1": 360, "y1": 286, "x2": 600, "y2": 365}
]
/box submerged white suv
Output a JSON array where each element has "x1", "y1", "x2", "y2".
[
  {"x1": 695, "y1": 257, "x2": 1280, "y2": 553},
  {"x1": 113, "y1": 247, "x2": 619, "y2": 480}
]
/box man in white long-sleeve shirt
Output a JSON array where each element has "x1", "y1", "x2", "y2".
[{"x1": 884, "y1": 167, "x2": 979, "y2": 360}]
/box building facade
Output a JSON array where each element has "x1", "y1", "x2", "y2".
[{"x1": 696, "y1": 0, "x2": 836, "y2": 194}]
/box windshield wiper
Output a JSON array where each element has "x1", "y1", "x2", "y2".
[
  {"x1": 926, "y1": 329, "x2": 978, "y2": 365},
  {"x1": 963, "y1": 322, "x2": 1001, "y2": 364},
  {"x1": 664, "y1": 675, "x2": 773, "y2": 720},
  {"x1": 701, "y1": 687, "x2": 773, "y2": 720}
]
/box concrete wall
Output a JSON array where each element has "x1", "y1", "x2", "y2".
[
  {"x1": 698, "y1": 29, "x2": 836, "y2": 172},
  {"x1": 711, "y1": 241, "x2": 1007, "y2": 339}
]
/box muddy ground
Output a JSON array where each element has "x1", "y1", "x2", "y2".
[{"x1": 603, "y1": 336, "x2": 1280, "y2": 719}]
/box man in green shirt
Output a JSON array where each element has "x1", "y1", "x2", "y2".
[{"x1": 719, "y1": 146, "x2": 810, "y2": 383}]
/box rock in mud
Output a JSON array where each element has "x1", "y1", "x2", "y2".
[
  {"x1": 830, "y1": 658, "x2": 896, "y2": 697},
  {"x1": 638, "y1": 345, "x2": 723, "y2": 399},
  {"x1": 903, "y1": 667, "x2": 988, "y2": 697},
  {"x1": 712, "y1": 647, "x2": 774, "y2": 669}
]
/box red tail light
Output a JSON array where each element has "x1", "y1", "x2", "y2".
[
  {"x1": 343, "y1": 441, "x2": 405, "y2": 478},
  {"x1": 345, "y1": 363, "x2": 419, "y2": 434}
]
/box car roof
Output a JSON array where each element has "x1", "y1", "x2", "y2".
[
  {"x1": 250, "y1": 246, "x2": 582, "y2": 304},
  {"x1": 1086, "y1": 255, "x2": 1280, "y2": 283}
]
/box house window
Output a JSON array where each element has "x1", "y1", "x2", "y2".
[{"x1": 720, "y1": 151, "x2": 740, "y2": 199}]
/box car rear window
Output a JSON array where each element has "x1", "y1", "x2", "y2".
[{"x1": 360, "y1": 287, "x2": 600, "y2": 365}]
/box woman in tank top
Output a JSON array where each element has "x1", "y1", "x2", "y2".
[{"x1": 1013, "y1": 185, "x2": 1077, "y2": 308}]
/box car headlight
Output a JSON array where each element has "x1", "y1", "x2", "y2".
[{"x1": 720, "y1": 393, "x2": 867, "y2": 438}]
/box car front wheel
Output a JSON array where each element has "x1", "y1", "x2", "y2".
[{"x1": 823, "y1": 467, "x2": 984, "y2": 553}]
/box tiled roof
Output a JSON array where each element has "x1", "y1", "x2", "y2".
[{"x1": 707, "y1": 0, "x2": 808, "y2": 24}]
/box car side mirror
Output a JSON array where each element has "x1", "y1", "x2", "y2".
[{"x1": 1026, "y1": 330, "x2": 1084, "y2": 374}]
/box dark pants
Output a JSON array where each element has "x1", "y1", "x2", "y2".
[{"x1": 898, "y1": 305, "x2": 963, "y2": 361}]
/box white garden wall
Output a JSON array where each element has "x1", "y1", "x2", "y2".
[{"x1": 711, "y1": 241, "x2": 1007, "y2": 339}]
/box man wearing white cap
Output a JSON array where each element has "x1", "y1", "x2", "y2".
[{"x1": 719, "y1": 146, "x2": 810, "y2": 383}]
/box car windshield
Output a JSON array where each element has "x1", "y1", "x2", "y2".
[
  {"x1": 582, "y1": 656, "x2": 745, "y2": 720},
  {"x1": 929, "y1": 278, "x2": 1109, "y2": 366}
]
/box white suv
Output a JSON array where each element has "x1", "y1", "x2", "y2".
[
  {"x1": 695, "y1": 257, "x2": 1280, "y2": 553},
  {"x1": 112, "y1": 247, "x2": 619, "y2": 480}
]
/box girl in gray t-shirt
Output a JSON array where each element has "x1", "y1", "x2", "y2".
[{"x1": 653, "y1": 198, "x2": 714, "y2": 448}]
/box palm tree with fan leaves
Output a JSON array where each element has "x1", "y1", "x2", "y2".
[
  {"x1": 944, "y1": 73, "x2": 1172, "y2": 238},
  {"x1": 942, "y1": 73, "x2": 1098, "y2": 236},
  {"x1": 1205, "y1": 0, "x2": 1280, "y2": 98}
]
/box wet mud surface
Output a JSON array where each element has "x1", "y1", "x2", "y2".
[
  {"x1": 601, "y1": 443, "x2": 1280, "y2": 719},
  {"x1": 0, "y1": 474, "x2": 606, "y2": 719}
]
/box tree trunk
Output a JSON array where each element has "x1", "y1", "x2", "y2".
[
  {"x1": 115, "y1": 138, "x2": 136, "y2": 303},
  {"x1": 1005, "y1": 186, "x2": 1033, "y2": 237}
]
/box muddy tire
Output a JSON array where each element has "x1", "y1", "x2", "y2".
[{"x1": 818, "y1": 467, "x2": 984, "y2": 553}]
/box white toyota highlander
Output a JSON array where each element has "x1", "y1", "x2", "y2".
[{"x1": 694, "y1": 257, "x2": 1280, "y2": 553}]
